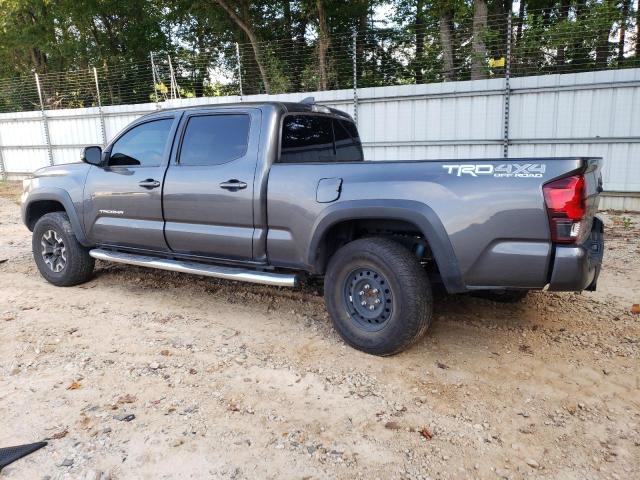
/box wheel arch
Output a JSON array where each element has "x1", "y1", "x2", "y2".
[
  {"x1": 23, "y1": 188, "x2": 90, "y2": 246},
  {"x1": 307, "y1": 200, "x2": 467, "y2": 293}
]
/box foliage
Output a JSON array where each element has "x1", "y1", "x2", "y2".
[{"x1": 0, "y1": 0, "x2": 638, "y2": 111}]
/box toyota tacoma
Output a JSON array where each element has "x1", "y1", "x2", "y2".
[{"x1": 21, "y1": 100, "x2": 604, "y2": 355}]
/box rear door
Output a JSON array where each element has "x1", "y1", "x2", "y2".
[
  {"x1": 162, "y1": 108, "x2": 260, "y2": 260},
  {"x1": 84, "y1": 115, "x2": 178, "y2": 250}
]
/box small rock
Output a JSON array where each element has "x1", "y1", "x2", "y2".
[
  {"x1": 149, "y1": 362, "x2": 160, "y2": 370},
  {"x1": 82, "y1": 470, "x2": 102, "y2": 480},
  {"x1": 385, "y1": 421, "x2": 401, "y2": 430},
  {"x1": 525, "y1": 458, "x2": 539, "y2": 469},
  {"x1": 114, "y1": 413, "x2": 135, "y2": 422},
  {"x1": 60, "y1": 458, "x2": 74, "y2": 467},
  {"x1": 184, "y1": 404, "x2": 199, "y2": 414},
  {"x1": 117, "y1": 394, "x2": 137, "y2": 404}
]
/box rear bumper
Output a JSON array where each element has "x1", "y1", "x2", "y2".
[{"x1": 548, "y1": 217, "x2": 604, "y2": 292}]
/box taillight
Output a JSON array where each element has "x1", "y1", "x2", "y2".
[{"x1": 543, "y1": 175, "x2": 587, "y2": 244}]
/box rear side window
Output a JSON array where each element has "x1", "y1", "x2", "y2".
[
  {"x1": 279, "y1": 114, "x2": 363, "y2": 163},
  {"x1": 334, "y1": 119, "x2": 363, "y2": 162},
  {"x1": 280, "y1": 115, "x2": 334, "y2": 163},
  {"x1": 109, "y1": 118, "x2": 173, "y2": 167},
  {"x1": 340, "y1": 120, "x2": 360, "y2": 141},
  {"x1": 179, "y1": 114, "x2": 250, "y2": 166}
]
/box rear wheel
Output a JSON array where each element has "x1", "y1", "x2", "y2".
[
  {"x1": 32, "y1": 212, "x2": 95, "y2": 286},
  {"x1": 324, "y1": 237, "x2": 432, "y2": 356}
]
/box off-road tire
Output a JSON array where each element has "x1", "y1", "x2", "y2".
[
  {"x1": 32, "y1": 212, "x2": 94, "y2": 286},
  {"x1": 324, "y1": 237, "x2": 432, "y2": 356}
]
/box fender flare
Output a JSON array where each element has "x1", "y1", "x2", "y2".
[
  {"x1": 307, "y1": 199, "x2": 467, "y2": 293},
  {"x1": 23, "y1": 188, "x2": 91, "y2": 247}
]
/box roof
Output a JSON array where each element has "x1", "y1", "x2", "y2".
[{"x1": 143, "y1": 101, "x2": 354, "y2": 121}]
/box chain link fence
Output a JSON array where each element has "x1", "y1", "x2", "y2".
[{"x1": 0, "y1": 7, "x2": 638, "y2": 114}]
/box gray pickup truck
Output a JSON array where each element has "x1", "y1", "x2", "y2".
[{"x1": 21, "y1": 100, "x2": 604, "y2": 355}]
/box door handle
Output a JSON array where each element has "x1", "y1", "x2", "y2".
[
  {"x1": 139, "y1": 179, "x2": 161, "y2": 189},
  {"x1": 219, "y1": 179, "x2": 247, "y2": 191}
]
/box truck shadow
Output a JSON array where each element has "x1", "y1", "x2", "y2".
[{"x1": 93, "y1": 262, "x2": 563, "y2": 340}]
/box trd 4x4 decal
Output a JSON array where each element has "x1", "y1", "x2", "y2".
[{"x1": 442, "y1": 163, "x2": 546, "y2": 178}]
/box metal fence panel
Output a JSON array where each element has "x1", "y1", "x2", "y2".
[{"x1": 1, "y1": 69, "x2": 639, "y2": 201}]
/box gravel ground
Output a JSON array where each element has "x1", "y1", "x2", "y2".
[{"x1": 0, "y1": 181, "x2": 638, "y2": 480}]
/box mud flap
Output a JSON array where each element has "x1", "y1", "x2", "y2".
[{"x1": 586, "y1": 217, "x2": 604, "y2": 291}]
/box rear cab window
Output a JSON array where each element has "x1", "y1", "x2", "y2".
[{"x1": 279, "y1": 114, "x2": 363, "y2": 164}]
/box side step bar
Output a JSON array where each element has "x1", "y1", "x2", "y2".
[{"x1": 89, "y1": 249, "x2": 298, "y2": 287}]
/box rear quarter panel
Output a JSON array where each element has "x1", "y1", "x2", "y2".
[{"x1": 266, "y1": 158, "x2": 588, "y2": 291}]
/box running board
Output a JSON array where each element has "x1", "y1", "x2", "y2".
[{"x1": 89, "y1": 249, "x2": 298, "y2": 287}]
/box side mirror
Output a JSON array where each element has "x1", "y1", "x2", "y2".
[{"x1": 82, "y1": 146, "x2": 103, "y2": 166}]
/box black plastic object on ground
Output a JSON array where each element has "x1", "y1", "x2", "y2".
[{"x1": 0, "y1": 441, "x2": 47, "y2": 472}]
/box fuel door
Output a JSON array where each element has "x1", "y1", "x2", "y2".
[{"x1": 316, "y1": 177, "x2": 343, "y2": 203}]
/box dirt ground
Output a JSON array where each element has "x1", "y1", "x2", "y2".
[{"x1": 0, "y1": 180, "x2": 638, "y2": 480}]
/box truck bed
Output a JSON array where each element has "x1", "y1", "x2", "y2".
[{"x1": 266, "y1": 157, "x2": 602, "y2": 292}]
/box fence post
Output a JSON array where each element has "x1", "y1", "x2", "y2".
[
  {"x1": 352, "y1": 29, "x2": 358, "y2": 125},
  {"x1": 0, "y1": 131, "x2": 6, "y2": 181},
  {"x1": 150, "y1": 53, "x2": 160, "y2": 105},
  {"x1": 35, "y1": 73, "x2": 54, "y2": 166},
  {"x1": 167, "y1": 55, "x2": 180, "y2": 99},
  {"x1": 502, "y1": 13, "x2": 512, "y2": 158},
  {"x1": 235, "y1": 43, "x2": 244, "y2": 101},
  {"x1": 93, "y1": 67, "x2": 107, "y2": 146}
]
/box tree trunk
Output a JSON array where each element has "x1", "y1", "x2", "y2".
[
  {"x1": 294, "y1": 15, "x2": 308, "y2": 91},
  {"x1": 516, "y1": 0, "x2": 525, "y2": 42},
  {"x1": 214, "y1": 0, "x2": 271, "y2": 94},
  {"x1": 415, "y1": 0, "x2": 425, "y2": 83},
  {"x1": 439, "y1": 10, "x2": 455, "y2": 81},
  {"x1": 354, "y1": 5, "x2": 368, "y2": 84},
  {"x1": 282, "y1": 0, "x2": 298, "y2": 90},
  {"x1": 471, "y1": 0, "x2": 488, "y2": 80},
  {"x1": 618, "y1": 0, "x2": 630, "y2": 63},
  {"x1": 569, "y1": 0, "x2": 588, "y2": 70},
  {"x1": 595, "y1": 18, "x2": 612, "y2": 68},
  {"x1": 637, "y1": 1, "x2": 640, "y2": 58},
  {"x1": 316, "y1": 0, "x2": 330, "y2": 90},
  {"x1": 556, "y1": 0, "x2": 570, "y2": 69}
]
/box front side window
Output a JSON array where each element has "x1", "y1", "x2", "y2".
[
  {"x1": 179, "y1": 114, "x2": 250, "y2": 166},
  {"x1": 279, "y1": 114, "x2": 363, "y2": 163},
  {"x1": 109, "y1": 118, "x2": 173, "y2": 167}
]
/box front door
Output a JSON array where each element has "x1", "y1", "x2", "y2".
[
  {"x1": 162, "y1": 109, "x2": 260, "y2": 260},
  {"x1": 83, "y1": 115, "x2": 178, "y2": 251}
]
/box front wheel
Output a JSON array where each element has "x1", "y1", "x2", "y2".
[
  {"x1": 324, "y1": 238, "x2": 433, "y2": 356},
  {"x1": 32, "y1": 212, "x2": 95, "y2": 286}
]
